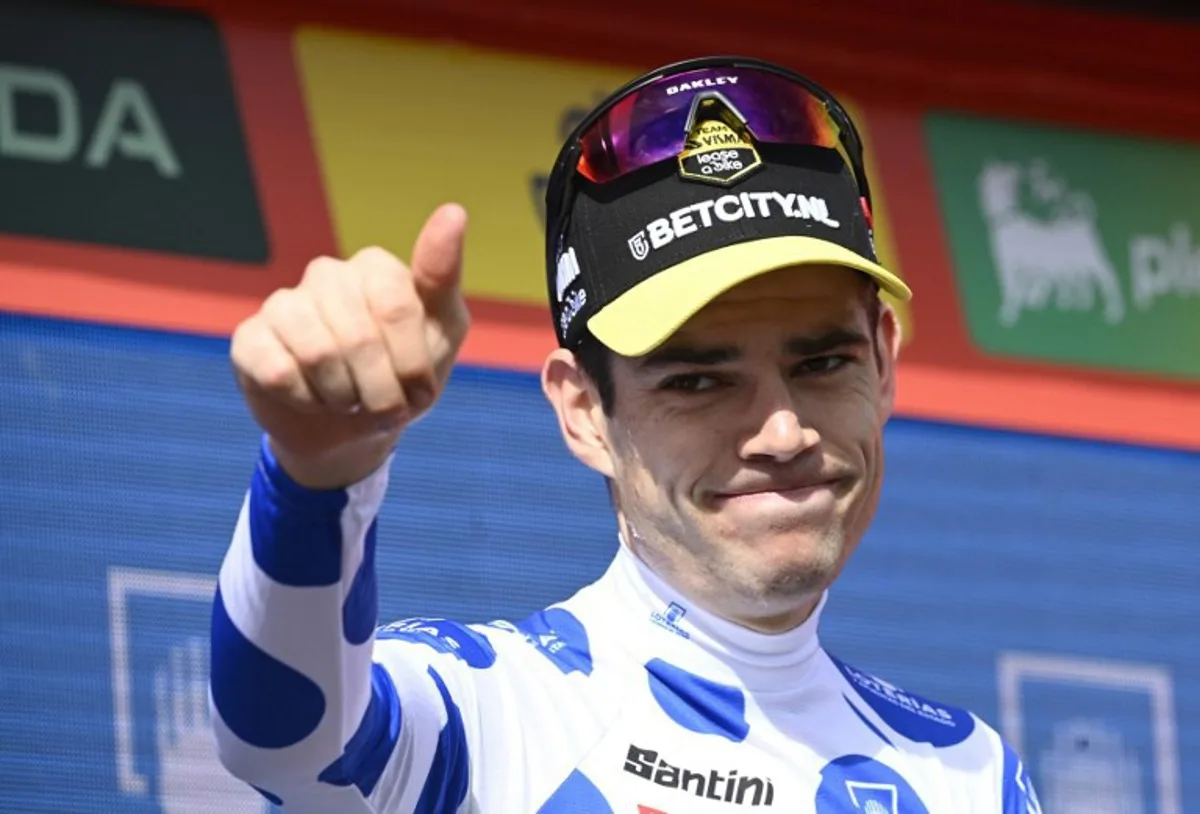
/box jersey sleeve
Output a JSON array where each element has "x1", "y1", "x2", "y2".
[
  {"x1": 208, "y1": 437, "x2": 477, "y2": 813},
  {"x1": 1000, "y1": 739, "x2": 1043, "y2": 814}
]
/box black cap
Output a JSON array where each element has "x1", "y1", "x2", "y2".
[{"x1": 546, "y1": 104, "x2": 910, "y2": 357}]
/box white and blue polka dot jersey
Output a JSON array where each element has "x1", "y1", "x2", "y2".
[{"x1": 210, "y1": 440, "x2": 1044, "y2": 813}]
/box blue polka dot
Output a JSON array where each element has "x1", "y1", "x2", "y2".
[
  {"x1": 317, "y1": 663, "x2": 402, "y2": 798},
  {"x1": 414, "y1": 667, "x2": 470, "y2": 814},
  {"x1": 252, "y1": 786, "x2": 282, "y2": 806},
  {"x1": 830, "y1": 654, "x2": 975, "y2": 747},
  {"x1": 249, "y1": 438, "x2": 348, "y2": 587},
  {"x1": 342, "y1": 522, "x2": 378, "y2": 645},
  {"x1": 537, "y1": 770, "x2": 613, "y2": 813},
  {"x1": 815, "y1": 755, "x2": 929, "y2": 813},
  {"x1": 645, "y1": 658, "x2": 748, "y2": 742},
  {"x1": 843, "y1": 694, "x2": 895, "y2": 747},
  {"x1": 506, "y1": 608, "x2": 593, "y2": 676},
  {"x1": 210, "y1": 587, "x2": 326, "y2": 748},
  {"x1": 377, "y1": 618, "x2": 497, "y2": 669}
]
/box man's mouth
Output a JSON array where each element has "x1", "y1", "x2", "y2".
[{"x1": 712, "y1": 477, "x2": 844, "y2": 503}]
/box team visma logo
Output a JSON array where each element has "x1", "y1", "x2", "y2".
[
  {"x1": 628, "y1": 191, "x2": 841, "y2": 260},
  {"x1": 677, "y1": 117, "x2": 762, "y2": 186},
  {"x1": 624, "y1": 744, "x2": 775, "y2": 807}
]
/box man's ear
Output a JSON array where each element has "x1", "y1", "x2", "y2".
[
  {"x1": 876, "y1": 301, "x2": 902, "y2": 418},
  {"x1": 541, "y1": 348, "x2": 616, "y2": 479}
]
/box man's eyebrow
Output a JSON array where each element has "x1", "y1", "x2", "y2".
[
  {"x1": 636, "y1": 328, "x2": 870, "y2": 370},
  {"x1": 785, "y1": 328, "x2": 870, "y2": 356},
  {"x1": 636, "y1": 344, "x2": 740, "y2": 370}
]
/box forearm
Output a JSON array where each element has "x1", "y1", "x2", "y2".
[{"x1": 209, "y1": 436, "x2": 390, "y2": 791}]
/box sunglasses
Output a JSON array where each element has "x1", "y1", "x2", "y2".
[{"x1": 544, "y1": 55, "x2": 876, "y2": 264}]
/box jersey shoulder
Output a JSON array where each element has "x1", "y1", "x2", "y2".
[
  {"x1": 374, "y1": 598, "x2": 599, "y2": 679},
  {"x1": 826, "y1": 652, "x2": 1044, "y2": 811},
  {"x1": 826, "y1": 651, "x2": 990, "y2": 750}
]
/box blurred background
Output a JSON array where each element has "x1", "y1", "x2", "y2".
[{"x1": 1, "y1": 0, "x2": 1198, "y2": 811}]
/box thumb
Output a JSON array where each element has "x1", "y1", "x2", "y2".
[{"x1": 410, "y1": 202, "x2": 468, "y2": 318}]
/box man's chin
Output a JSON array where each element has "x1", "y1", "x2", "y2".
[
  {"x1": 764, "y1": 557, "x2": 840, "y2": 595},
  {"x1": 723, "y1": 531, "x2": 845, "y2": 593},
  {"x1": 717, "y1": 508, "x2": 844, "y2": 554}
]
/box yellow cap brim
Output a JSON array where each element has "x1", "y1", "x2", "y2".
[{"x1": 586, "y1": 235, "x2": 912, "y2": 357}]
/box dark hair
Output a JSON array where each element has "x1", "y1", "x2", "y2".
[
  {"x1": 573, "y1": 329, "x2": 619, "y2": 415},
  {"x1": 572, "y1": 276, "x2": 884, "y2": 417}
]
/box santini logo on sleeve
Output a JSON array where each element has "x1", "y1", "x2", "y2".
[{"x1": 627, "y1": 191, "x2": 840, "y2": 260}]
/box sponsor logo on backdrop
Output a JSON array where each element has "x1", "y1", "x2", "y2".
[
  {"x1": 0, "y1": 1, "x2": 267, "y2": 261},
  {"x1": 0, "y1": 65, "x2": 181, "y2": 176},
  {"x1": 1040, "y1": 719, "x2": 1143, "y2": 812},
  {"x1": 998, "y1": 652, "x2": 1181, "y2": 814},
  {"x1": 925, "y1": 113, "x2": 1200, "y2": 379},
  {"x1": 108, "y1": 567, "x2": 269, "y2": 813},
  {"x1": 981, "y1": 157, "x2": 1200, "y2": 333},
  {"x1": 975, "y1": 157, "x2": 1195, "y2": 327}
]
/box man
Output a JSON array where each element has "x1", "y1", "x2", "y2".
[{"x1": 211, "y1": 57, "x2": 1042, "y2": 812}]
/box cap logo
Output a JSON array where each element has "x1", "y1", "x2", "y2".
[
  {"x1": 555, "y1": 245, "x2": 588, "y2": 337},
  {"x1": 627, "y1": 231, "x2": 650, "y2": 261},
  {"x1": 627, "y1": 190, "x2": 841, "y2": 260},
  {"x1": 558, "y1": 289, "x2": 587, "y2": 337},
  {"x1": 555, "y1": 245, "x2": 581, "y2": 302},
  {"x1": 677, "y1": 118, "x2": 762, "y2": 186}
]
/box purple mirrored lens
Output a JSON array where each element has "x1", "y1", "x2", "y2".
[{"x1": 578, "y1": 66, "x2": 839, "y2": 183}]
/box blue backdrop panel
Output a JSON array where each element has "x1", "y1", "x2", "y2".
[{"x1": 0, "y1": 313, "x2": 1196, "y2": 812}]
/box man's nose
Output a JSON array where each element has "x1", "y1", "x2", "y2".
[{"x1": 736, "y1": 378, "x2": 819, "y2": 463}]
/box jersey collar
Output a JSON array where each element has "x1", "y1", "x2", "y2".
[{"x1": 600, "y1": 541, "x2": 828, "y2": 693}]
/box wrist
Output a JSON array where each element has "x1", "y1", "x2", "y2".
[{"x1": 267, "y1": 434, "x2": 397, "y2": 490}]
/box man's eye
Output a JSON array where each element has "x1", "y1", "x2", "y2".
[
  {"x1": 659, "y1": 373, "x2": 720, "y2": 393},
  {"x1": 796, "y1": 355, "x2": 853, "y2": 375}
]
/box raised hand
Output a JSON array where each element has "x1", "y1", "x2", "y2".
[{"x1": 230, "y1": 204, "x2": 470, "y2": 487}]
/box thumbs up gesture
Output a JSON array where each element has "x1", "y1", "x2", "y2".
[{"x1": 230, "y1": 204, "x2": 471, "y2": 488}]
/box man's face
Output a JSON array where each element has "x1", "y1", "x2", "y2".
[{"x1": 558, "y1": 265, "x2": 899, "y2": 629}]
